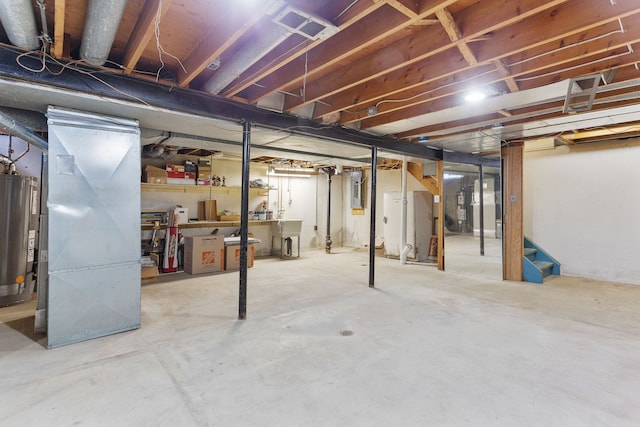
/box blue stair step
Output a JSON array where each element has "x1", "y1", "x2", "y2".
[
  {"x1": 533, "y1": 260, "x2": 554, "y2": 277},
  {"x1": 524, "y1": 247, "x2": 537, "y2": 260}
]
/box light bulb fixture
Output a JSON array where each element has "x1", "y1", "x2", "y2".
[
  {"x1": 464, "y1": 91, "x2": 487, "y2": 102},
  {"x1": 268, "y1": 166, "x2": 315, "y2": 178}
]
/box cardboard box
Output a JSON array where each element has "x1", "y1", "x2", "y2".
[
  {"x1": 167, "y1": 171, "x2": 185, "y2": 179},
  {"x1": 144, "y1": 165, "x2": 167, "y2": 184},
  {"x1": 225, "y1": 244, "x2": 255, "y2": 270},
  {"x1": 141, "y1": 265, "x2": 159, "y2": 283},
  {"x1": 184, "y1": 235, "x2": 225, "y2": 274},
  {"x1": 198, "y1": 199, "x2": 217, "y2": 221},
  {"x1": 197, "y1": 165, "x2": 211, "y2": 179},
  {"x1": 184, "y1": 172, "x2": 196, "y2": 180},
  {"x1": 219, "y1": 215, "x2": 240, "y2": 221},
  {"x1": 185, "y1": 160, "x2": 197, "y2": 173},
  {"x1": 166, "y1": 164, "x2": 185, "y2": 172}
]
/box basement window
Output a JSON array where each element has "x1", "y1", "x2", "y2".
[{"x1": 273, "y1": 6, "x2": 339, "y2": 40}]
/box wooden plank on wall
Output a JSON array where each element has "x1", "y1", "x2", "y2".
[{"x1": 502, "y1": 144, "x2": 523, "y2": 281}]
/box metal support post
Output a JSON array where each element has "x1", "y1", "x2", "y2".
[
  {"x1": 369, "y1": 146, "x2": 377, "y2": 288},
  {"x1": 239, "y1": 120, "x2": 251, "y2": 320},
  {"x1": 325, "y1": 168, "x2": 333, "y2": 253},
  {"x1": 479, "y1": 164, "x2": 485, "y2": 256}
]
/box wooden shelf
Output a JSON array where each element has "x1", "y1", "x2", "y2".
[
  {"x1": 141, "y1": 183, "x2": 274, "y2": 196},
  {"x1": 142, "y1": 220, "x2": 276, "y2": 231}
]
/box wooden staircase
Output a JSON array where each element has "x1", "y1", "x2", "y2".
[{"x1": 523, "y1": 236, "x2": 561, "y2": 284}]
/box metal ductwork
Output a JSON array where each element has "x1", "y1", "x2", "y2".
[
  {"x1": 0, "y1": 0, "x2": 40, "y2": 50},
  {"x1": 202, "y1": 24, "x2": 291, "y2": 95},
  {"x1": 0, "y1": 109, "x2": 49, "y2": 152},
  {"x1": 80, "y1": 0, "x2": 128, "y2": 66}
]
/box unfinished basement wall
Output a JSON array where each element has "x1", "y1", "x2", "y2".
[
  {"x1": 523, "y1": 138, "x2": 640, "y2": 285},
  {"x1": 342, "y1": 168, "x2": 428, "y2": 249}
]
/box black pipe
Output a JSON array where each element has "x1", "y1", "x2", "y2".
[
  {"x1": 369, "y1": 146, "x2": 377, "y2": 288},
  {"x1": 325, "y1": 169, "x2": 333, "y2": 254},
  {"x1": 479, "y1": 164, "x2": 485, "y2": 256},
  {"x1": 239, "y1": 120, "x2": 251, "y2": 320}
]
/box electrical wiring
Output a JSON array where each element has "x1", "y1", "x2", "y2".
[
  {"x1": 514, "y1": 46, "x2": 634, "y2": 82},
  {"x1": 154, "y1": 0, "x2": 187, "y2": 82}
]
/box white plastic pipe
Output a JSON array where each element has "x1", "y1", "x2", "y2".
[{"x1": 400, "y1": 158, "x2": 408, "y2": 264}]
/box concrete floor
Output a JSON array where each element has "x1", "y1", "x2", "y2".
[{"x1": 1, "y1": 248, "x2": 640, "y2": 426}]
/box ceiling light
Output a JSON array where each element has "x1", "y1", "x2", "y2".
[{"x1": 464, "y1": 91, "x2": 487, "y2": 103}]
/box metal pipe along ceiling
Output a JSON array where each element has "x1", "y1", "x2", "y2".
[
  {"x1": 0, "y1": 0, "x2": 40, "y2": 50},
  {"x1": 80, "y1": 0, "x2": 128, "y2": 66},
  {"x1": 202, "y1": 24, "x2": 291, "y2": 95}
]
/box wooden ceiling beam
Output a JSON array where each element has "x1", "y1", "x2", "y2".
[
  {"x1": 232, "y1": 4, "x2": 406, "y2": 100},
  {"x1": 493, "y1": 59, "x2": 519, "y2": 93},
  {"x1": 395, "y1": 85, "x2": 640, "y2": 141},
  {"x1": 316, "y1": 4, "x2": 640, "y2": 127},
  {"x1": 222, "y1": 0, "x2": 389, "y2": 97},
  {"x1": 176, "y1": 2, "x2": 279, "y2": 88},
  {"x1": 246, "y1": 0, "x2": 459, "y2": 104},
  {"x1": 283, "y1": 0, "x2": 569, "y2": 112},
  {"x1": 359, "y1": 49, "x2": 640, "y2": 130},
  {"x1": 435, "y1": 7, "x2": 477, "y2": 65},
  {"x1": 471, "y1": 0, "x2": 640, "y2": 63},
  {"x1": 341, "y1": 24, "x2": 640, "y2": 125},
  {"x1": 122, "y1": 0, "x2": 174, "y2": 74},
  {"x1": 381, "y1": 0, "x2": 420, "y2": 19},
  {"x1": 53, "y1": 0, "x2": 66, "y2": 59}
]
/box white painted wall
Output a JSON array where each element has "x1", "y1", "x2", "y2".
[
  {"x1": 141, "y1": 160, "x2": 344, "y2": 253},
  {"x1": 341, "y1": 168, "x2": 428, "y2": 248},
  {"x1": 524, "y1": 139, "x2": 640, "y2": 285}
]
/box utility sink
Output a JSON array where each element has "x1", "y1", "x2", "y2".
[
  {"x1": 271, "y1": 220, "x2": 302, "y2": 258},
  {"x1": 270, "y1": 219, "x2": 302, "y2": 237}
]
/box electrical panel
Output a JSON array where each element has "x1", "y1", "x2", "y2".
[{"x1": 351, "y1": 170, "x2": 363, "y2": 209}]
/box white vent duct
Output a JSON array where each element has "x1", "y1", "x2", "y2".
[
  {"x1": 0, "y1": 0, "x2": 40, "y2": 50},
  {"x1": 80, "y1": 0, "x2": 128, "y2": 66},
  {"x1": 203, "y1": 24, "x2": 291, "y2": 95}
]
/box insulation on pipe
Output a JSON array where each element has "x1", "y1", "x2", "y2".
[
  {"x1": 0, "y1": 0, "x2": 40, "y2": 50},
  {"x1": 80, "y1": 0, "x2": 128, "y2": 66}
]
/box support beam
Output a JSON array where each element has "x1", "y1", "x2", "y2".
[
  {"x1": 122, "y1": 0, "x2": 174, "y2": 74},
  {"x1": 0, "y1": 48, "x2": 441, "y2": 161},
  {"x1": 239, "y1": 120, "x2": 251, "y2": 319},
  {"x1": 479, "y1": 164, "x2": 485, "y2": 256},
  {"x1": 369, "y1": 145, "x2": 378, "y2": 288},
  {"x1": 437, "y1": 160, "x2": 444, "y2": 271},
  {"x1": 502, "y1": 144, "x2": 524, "y2": 281},
  {"x1": 435, "y1": 8, "x2": 477, "y2": 65},
  {"x1": 53, "y1": 0, "x2": 66, "y2": 59}
]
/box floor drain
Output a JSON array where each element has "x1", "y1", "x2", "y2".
[{"x1": 340, "y1": 330, "x2": 354, "y2": 336}]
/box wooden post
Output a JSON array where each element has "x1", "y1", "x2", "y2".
[
  {"x1": 437, "y1": 160, "x2": 445, "y2": 271},
  {"x1": 501, "y1": 144, "x2": 524, "y2": 281}
]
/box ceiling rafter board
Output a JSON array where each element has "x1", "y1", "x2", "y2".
[
  {"x1": 280, "y1": 0, "x2": 569, "y2": 112},
  {"x1": 0, "y1": 48, "x2": 447, "y2": 162},
  {"x1": 357, "y1": 49, "x2": 640, "y2": 130},
  {"x1": 316, "y1": 4, "x2": 640, "y2": 125},
  {"x1": 242, "y1": 0, "x2": 459, "y2": 103},
  {"x1": 238, "y1": 5, "x2": 411, "y2": 102},
  {"x1": 357, "y1": 38, "x2": 640, "y2": 129},
  {"x1": 224, "y1": 0, "x2": 390, "y2": 97}
]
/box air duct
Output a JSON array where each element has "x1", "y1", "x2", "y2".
[
  {"x1": 0, "y1": 110, "x2": 48, "y2": 152},
  {"x1": 0, "y1": 0, "x2": 40, "y2": 50},
  {"x1": 202, "y1": 24, "x2": 291, "y2": 95},
  {"x1": 80, "y1": 0, "x2": 128, "y2": 66}
]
